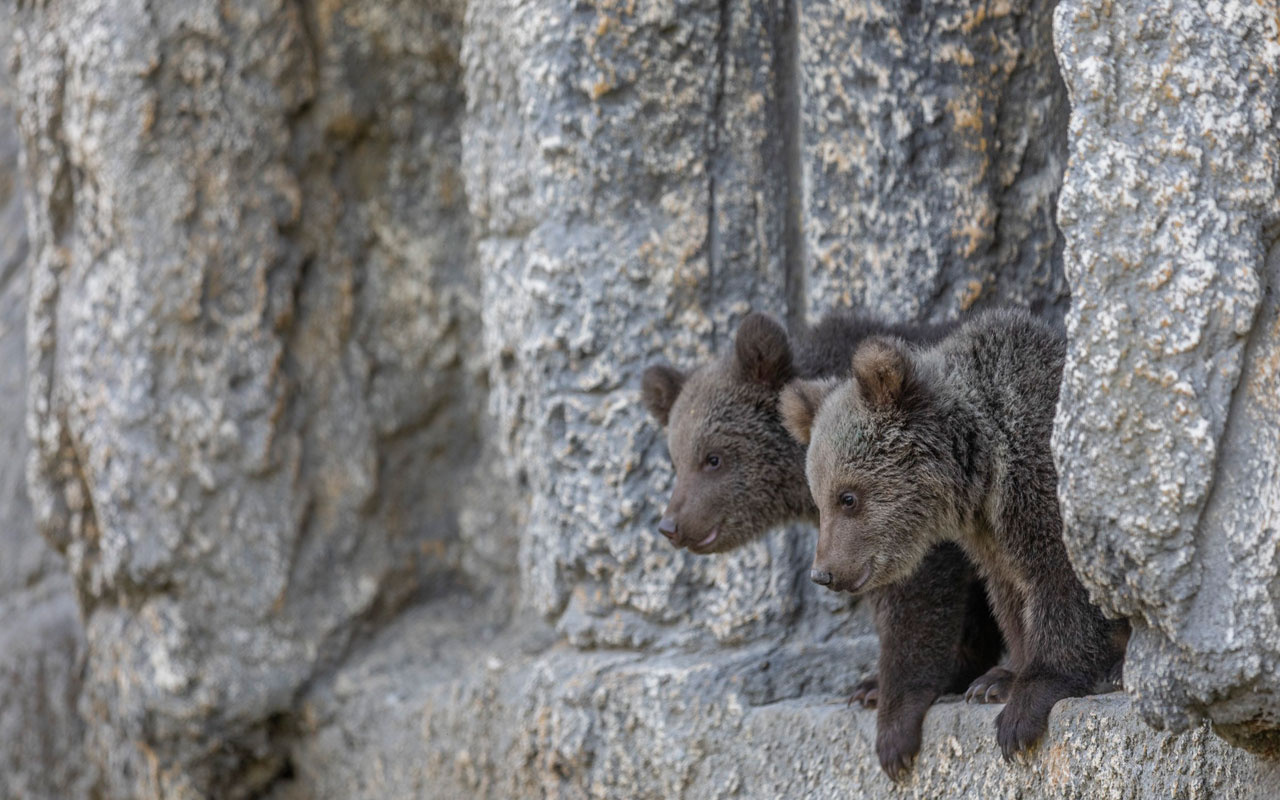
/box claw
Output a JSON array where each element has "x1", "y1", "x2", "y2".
[
  {"x1": 966, "y1": 666, "x2": 1013, "y2": 705},
  {"x1": 876, "y1": 710, "x2": 924, "y2": 781},
  {"x1": 995, "y1": 697, "x2": 1048, "y2": 762},
  {"x1": 848, "y1": 679, "x2": 879, "y2": 709}
]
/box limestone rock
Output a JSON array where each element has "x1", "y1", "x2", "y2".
[
  {"x1": 799, "y1": 0, "x2": 1069, "y2": 322},
  {"x1": 0, "y1": 29, "x2": 92, "y2": 799},
  {"x1": 10, "y1": 0, "x2": 480, "y2": 795},
  {"x1": 281, "y1": 608, "x2": 1280, "y2": 799},
  {"x1": 2, "y1": 0, "x2": 1278, "y2": 795},
  {"x1": 461, "y1": 0, "x2": 860, "y2": 649},
  {"x1": 1053, "y1": 0, "x2": 1280, "y2": 751}
]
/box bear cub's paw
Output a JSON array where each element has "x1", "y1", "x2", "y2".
[
  {"x1": 965, "y1": 666, "x2": 1015, "y2": 704},
  {"x1": 875, "y1": 709, "x2": 923, "y2": 781},
  {"x1": 848, "y1": 678, "x2": 879, "y2": 709},
  {"x1": 994, "y1": 674, "x2": 1077, "y2": 761}
]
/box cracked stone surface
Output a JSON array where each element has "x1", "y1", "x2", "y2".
[
  {"x1": 0, "y1": 0, "x2": 1278, "y2": 796},
  {"x1": 1053, "y1": 0, "x2": 1280, "y2": 753},
  {"x1": 0, "y1": 24, "x2": 92, "y2": 799},
  {"x1": 9, "y1": 0, "x2": 482, "y2": 795},
  {"x1": 461, "y1": 0, "x2": 862, "y2": 651},
  {"x1": 799, "y1": 0, "x2": 1069, "y2": 323},
  {"x1": 461, "y1": 0, "x2": 1071, "y2": 653},
  {"x1": 279, "y1": 606, "x2": 1280, "y2": 799}
]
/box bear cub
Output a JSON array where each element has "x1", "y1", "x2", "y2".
[
  {"x1": 642, "y1": 311, "x2": 1004, "y2": 778},
  {"x1": 780, "y1": 308, "x2": 1128, "y2": 759}
]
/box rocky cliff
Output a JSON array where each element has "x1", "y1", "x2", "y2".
[{"x1": 0, "y1": 0, "x2": 1277, "y2": 797}]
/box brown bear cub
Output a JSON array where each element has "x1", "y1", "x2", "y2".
[
  {"x1": 642, "y1": 312, "x2": 1004, "y2": 778},
  {"x1": 780, "y1": 308, "x2": 1128, "y2": 760}
]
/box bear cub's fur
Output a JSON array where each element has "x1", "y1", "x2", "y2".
[
  {"x1": 642, "y1": 311, "x2": 1004, "y2": 778},
  {"x1": 781, "y1": 308, "x2": 1128, "y2": 759}
]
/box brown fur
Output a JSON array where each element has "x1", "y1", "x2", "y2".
[
  {"x1": 789, "y1": 309, "x2": 1129, "y2": 760},
  {"x1": 778, "y1": 378, "x2": 836, "y2": 446},
  {"x1": 641, "y1": 364, "x2": 685, "y2": 427},
  {"x1": 851, "y1": 339, "x2": 912, "y2": 408},
  {"x1": 643, "y1": 311, "x2": 1004, "y2": 778},
  {"x1": 642, "y1": 314, "x2": 811, "y2": 554}
]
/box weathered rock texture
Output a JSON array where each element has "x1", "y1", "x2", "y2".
[
  {"x1": 799, "y1": 0, "x2": 1069, "y2": 322},
  {"x1": 281, "y1": 607, "x2": 1280, "y2": 800},
  {"x1": 461, "y1": 0, "x2": 855, "y2": 652},
  {"x1": 11, "y1": 0, "x2": 481, "y2": 796},
  {"x1": 0, "y1": 0, "x2": 1277, "y2": 797},
  {"x1": 1053, "y1": 0, "x2": 1280, "y2": 753},
  {"x1": 0, "y1": 26, "x2": 93, "y2": 799},
  {"x1": 461, "y1": 0, "x2": 1070, "y2": 653}
]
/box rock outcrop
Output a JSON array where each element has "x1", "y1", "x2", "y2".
[
  {"x1": 279, "y1": 603, "x2": 1280, "y2": 799},
  {"x1": 800, "y1": 0, "x2": 1069, "y2": 322},
  {"x1": 10, "y1": 0, "x2": 480, "y2": 795},
  {"x1": 0, "y1": 0, "x2": 1275, "y2": 797},
  {"x1": 0, "y1": 26, "x2": 92, "y2": 797},
  {"x1": 1053, "y1": 0, "x2": 1280, "y2": 754}
]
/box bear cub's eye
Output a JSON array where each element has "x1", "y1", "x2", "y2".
[
  {"x1": 838, "y1": 491, "x2": 859, "y2": 511},
  {"x1": 704, "y1": 453, "x2": 722, "y2": 471}
]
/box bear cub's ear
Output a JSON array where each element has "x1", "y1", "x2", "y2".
[
  {"x1": 851, "y1": 337, "x2": 915, "y2": 409},
  {"x1": 734, "y1": 312, "x2": 794, "y2": 388},
  {"x1": 779, "y1": 378, "x2": 838, "y2": 446},
  {"x1": 642, "y1": 364, "x2": 687, "y2": 427}
]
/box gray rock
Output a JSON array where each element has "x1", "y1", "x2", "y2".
[
  {"x1": 0, "y1": 27, "x2": 93, "y2": 799},
  {"x1": 459, "y1": 0, "x2": 1072, "y2": 656},
  {"x1": 461, "y1": 0, "x2": 861, "y2": 650},
  {"x1": 3, "y1": 0, "x2": 1278, "y2": 795},
  {"x1": 10, "y1": 0, "x2": 480, "y2": 795},
  {"x1": 0, "y1": 12, "x2": 42, "y2": 602},
  {"x1": 282, "y1": 607, "x2": 1280, "y2": 799},
  {"x1": 1052, "y1": 0, "x2": 1280, "y2": 752},
  {"x1": 799, "y1": 0, "x2": 1069, "y2": 323},
  {"x1": 0, "y1": 586, "x2": 91, "y2": 800}
]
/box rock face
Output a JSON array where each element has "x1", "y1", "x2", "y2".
[
  {"x1": 1052, "y1": 0, "x2": 1280, "y2": 753},
  {"x1": 0, "y1": 0, "x2": 1276, "y2": 797},
  {"x1": 461, "y1": 0, "x2": 1069, "y2": 652},
  {"x1": 282, "y1": 606, "x2": 1280, "y2": 800},
  {"x1": 0, "y1": 27, "x2": 93, "y2": 799},
  {"x1": 799, "y1": 0, "x2": 1069, "y2": 323},
  {"x1": 10, "y1": 0, "x2": 481, "y2": 796},
  {"x1": 461, "y1": 0, "x2": 866, "y2": 652}
]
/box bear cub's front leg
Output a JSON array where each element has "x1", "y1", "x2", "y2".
[{"x1": 865, "y1": 543, "x2": 1002, "y2": 778}]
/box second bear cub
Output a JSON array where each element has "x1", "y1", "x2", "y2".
[{"x1": 781, "y1": 308, "x2": 1127, "y2": 759}]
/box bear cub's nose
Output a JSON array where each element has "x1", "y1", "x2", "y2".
[
  {"x1": 657, "y1": 517, "x2": 678, "y2": 541},
  {"x1": 809, "y1": 569, "x2": 833, "y2": 586}
]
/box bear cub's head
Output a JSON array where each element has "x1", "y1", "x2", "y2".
[
  {"x1": 780, "y1": 337, "x2": 953, "y2": 594},
  {"x1": 641, "y1": 313, "x2": 811, "y2": 554}
]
